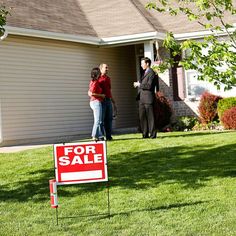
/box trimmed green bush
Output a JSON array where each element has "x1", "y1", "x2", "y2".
[
  {"x1": 217, "y1": 97, "x2": 236, "y2": 119},
  {"x1": 221, "y1": 107, "x2": 236, "y2": 130},
  {"x1": 198, "y1": 91, "x2": 222, "y2": 124}
]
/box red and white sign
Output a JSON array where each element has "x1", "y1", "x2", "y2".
[{"x1": 54, "y1": 141, "x2": 108, "y2": 185}]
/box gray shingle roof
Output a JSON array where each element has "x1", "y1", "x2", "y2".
[
  {"x1": 4, "y1": 0, "x2": 98, "y2": 37},
  {"x1": 141, "y1": 0, "x2": 236, "y2": 34},
  {"x1": 3, "y1": 0, "x2": 236, "y2": 38},
  {"x1": 74, "y1": 0, "x2": 157, "y2": 38}
]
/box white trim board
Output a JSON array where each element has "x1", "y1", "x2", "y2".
[{"x1": 5, "y1": 26, "x2": 236, "y2": 45}]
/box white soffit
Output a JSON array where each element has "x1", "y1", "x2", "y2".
[
  {"x1": 6, "y1": 26, "x2": 100, "y2": 45},
  {"x1": 7, "y1": 26, "x2": 235, "y2": 45},
  {"x1": 175, "y1": 26, "x2": 236, "y2": 40},
  {"x1": 100, "y1": 32, "x2": 166, "y2": 45},
  {"x1": 6, "y1": 26, "x2": 165, "y2": 45}
]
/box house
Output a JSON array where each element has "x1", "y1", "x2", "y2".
[{"x1": 0, "y1": 0, "x2": 235, "y2": 146}]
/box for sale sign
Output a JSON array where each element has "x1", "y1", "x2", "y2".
[{"x1": 54, "y1": 141, "x2": 108, "y2": 185}]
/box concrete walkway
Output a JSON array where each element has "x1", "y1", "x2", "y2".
[{"x1": 0, "y1": 144, "x2": 50, "y2": 153}]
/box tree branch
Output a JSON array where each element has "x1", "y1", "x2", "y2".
[{"x1": 211, "y1": 1, "x2": 236, "y2": 48}]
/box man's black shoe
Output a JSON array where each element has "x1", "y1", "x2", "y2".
[
  {"x1": 150, "y1": 136, "x2": 156, "y2": 139},
  {"x1": 142, "y1": 135, "x2": 149, "y2": 139},
  {"x1": 106, "y1": 137, "x2": 113, "y2": 141}
]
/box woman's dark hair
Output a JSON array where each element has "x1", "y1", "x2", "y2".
[{"x1": 91, "y1": 67, "x2": 101, "y2": 81}]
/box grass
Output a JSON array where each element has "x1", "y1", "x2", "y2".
[{"x1": 1, "y1": 131, "x2": 236, "y2": 235}]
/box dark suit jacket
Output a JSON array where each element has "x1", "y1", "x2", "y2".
[{"x1": 138, "y1": 68, "x2": 156, "y2": 104}]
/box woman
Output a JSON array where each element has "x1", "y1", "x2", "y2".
[{"x1": 89, "y1": 67, "x2": 105, "y2": 141}]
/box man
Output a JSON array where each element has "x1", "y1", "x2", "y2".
[
  {"x1": 134, "y1": 57, "x2": 157, "y2": 139},
  {"x1": 98, "y1": 63, "x2": 117, "y2": 141}
]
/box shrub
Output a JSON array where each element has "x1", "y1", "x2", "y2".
[
  {"x1": 198, "y1": 91, "x2": 222, "y2": 124},
  {"x1": 172, "y1": 116, "x2": 198, "y2": 131},
  {"x1": 221, "y1": 107, "x2": 236, "y2": 130},
  {"x1": 217, "y1": 97, "x2": 236, "y2": 119},
  {"x1": 154, "y1": 92, "x2": 172, "y2": 130},
  {"x1": 192, "y1": 120, "x2": 223, "y2": 131}
]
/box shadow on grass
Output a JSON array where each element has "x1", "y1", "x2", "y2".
[
  {"x1": 0, "y1": 168, "x2": 55, "y2": 203},
  {"x1": 0, "y1": 132, "x2": 236, "y2": 202},
  {"x1": 57, "y1": 200, "x2": 208, "y2": 223},
  {"x1": 107, "y1": 143, "x2": 236, "y2": 190},
  {"x1": 109, "y1": 200, "x2": 208, "y2": 217},
  {"x1": 113, "y1": 130, "x2": 233, "y2": 141},
  {"x1": 158, "y1": 130, "x2": 233, "y2": 139}
]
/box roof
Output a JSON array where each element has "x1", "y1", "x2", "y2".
[
  {"x1": 4, "y1": 0, "x2": 98, "y2": 37},
  {"x1": 78, "y1": 0, "x2": 156, "y2": 38},
  {"x1": 139, "y1": 0, "x2": 236, "y2": 34},
  {"x1": 3, "y1": 0, "x2": 236, "y2": 44}
]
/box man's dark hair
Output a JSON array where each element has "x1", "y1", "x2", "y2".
[
  {"x1": 141, "y1": 57, "x2": 151, "y2": 66},
  {"x1": 91, "y1": 67, "x2": 101, "y2": 81}
]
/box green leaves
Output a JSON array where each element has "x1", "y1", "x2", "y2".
[
  {"x1": 178, "y1": 7, "x2": 199, "y2": 21},
  {"x1": 145, "y1": 2, "x2": 157, "y2": 10},
  {"x1": 156, "y1": 32, "x2": 236, "y2": 89},
  {"x1": 163, "y1": 32, "x2": 181, "y2": 52},
  {"x1": 205, "y1": 12, "x2": 212, "y2": 20},
  {"x1": 0, "y1": 5, "x2": 10, "y2": 37},
  {"x1": 204, "y1": 23, "x2": 213, "y2": 29},
  {"x1": 146, "y1": 0, "x2": 236, "y2": 90}
]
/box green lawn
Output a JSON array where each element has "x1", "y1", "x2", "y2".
[{"x1": 1, "y1": 131, "x2": 236, "y2": 236}]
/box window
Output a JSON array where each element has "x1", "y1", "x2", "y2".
[
  {"x1": 185, "y1": 70, "x2": 236, "y2": 100},
  {"x1": 184, "y1": 43, "x2": 236, "y2": 100}
]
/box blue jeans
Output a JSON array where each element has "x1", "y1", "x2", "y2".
[
  {"x1": 102, "y1": 98, "x2": 113, "y2": 139},
  {"x1": 90, "y1": 100, "x2": 104, "y2": 139}
]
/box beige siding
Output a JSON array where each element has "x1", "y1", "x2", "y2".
[{"x1": 0, "y1": 36, "x2": 137, "y2": 146}]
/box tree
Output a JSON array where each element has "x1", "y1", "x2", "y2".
[
  {"x1": 146, "y1": 0, "x2": 236, "y2": 90},
  {"x1": 0, "y1": 5, "x2": 9, "y2": 40}
]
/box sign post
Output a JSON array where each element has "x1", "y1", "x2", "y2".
[
  {"x1": 50, "y1": 141, "x2": 109, "y2": 224},
  {"x1": 49, "y1": 179, "x2": 58, "y2": 225}
]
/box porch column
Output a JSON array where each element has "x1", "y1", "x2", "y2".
[{"x1": 144, "y1": 41, "x2": 154, "y2": 62}]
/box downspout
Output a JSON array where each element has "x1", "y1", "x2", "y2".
[
  {"x1": 0, "y1": 30, "x2": 7, "y2": 145},
  {"x1": 0, "y1": 100, "x2": 3, "y2": 144}
]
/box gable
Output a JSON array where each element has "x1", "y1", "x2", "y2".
[
  {"x1": 78, "y1": 0, "x2": 156, "y2": 38},
  {"x1": 4, "y1": 0, "x2": 98, "y2": 37}
]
